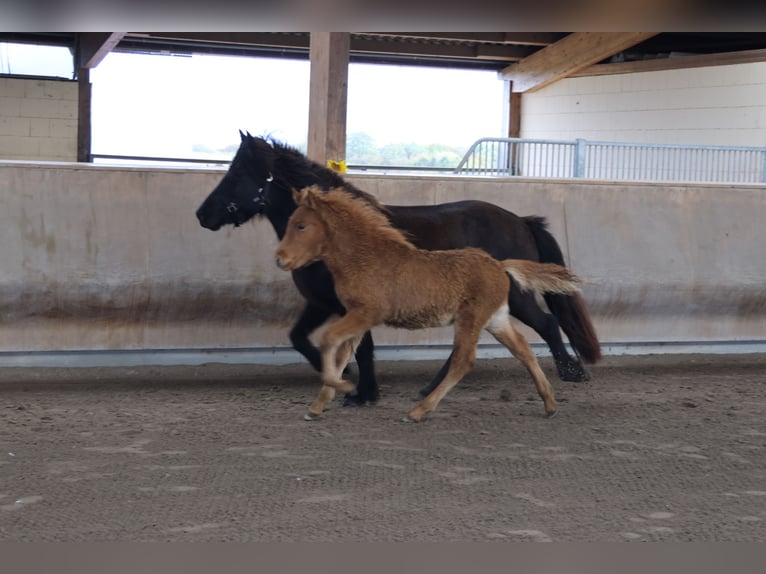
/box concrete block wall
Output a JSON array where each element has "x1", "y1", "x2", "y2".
[
  {"x1": 0, "y1": 77, "x2": 78, "y2": 161},
  {"x1": 522, "y1": 61, "x2": 766, "y2": 147}
]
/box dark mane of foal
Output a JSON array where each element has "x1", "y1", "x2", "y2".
[
  {"x1": 308, "y1": 187, "x2": 413, "y2": 250},
  {"x1": 268, "y1": 139, "x2": 390, "y2": 214}
]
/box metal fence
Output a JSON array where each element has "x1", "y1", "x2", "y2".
[{"x1": 454, "y1": 137, "x2": 766, "y2": 183}]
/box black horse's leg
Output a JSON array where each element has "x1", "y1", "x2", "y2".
[
  {"x1": 507, "y1": 285, "x2": 590, "y2": 382},
  {"x1": 342, "y1": 330, "x2": 380, "y2": 407},
  {"x1": 418, "y1": 352, "x2": 452, "y2": 397},
  {"x1": 289, "y1": 303, "x2": 333, "y2": 372}
]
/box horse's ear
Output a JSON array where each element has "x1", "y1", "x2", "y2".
[
  {"x1": 239, "y1": 130, "x2": 247, "y2": 142},
  {"x1": 293, "y1": 186, "x2": 318, "y2": 208}
]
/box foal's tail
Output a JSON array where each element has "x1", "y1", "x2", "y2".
[
  {"x1": 503, "y1": 259, "x2": 582, "y2": 296},
  {"x1": 522, "y1": 216, "x2": 602, "y2": 364}
]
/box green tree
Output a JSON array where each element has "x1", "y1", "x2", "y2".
[{"x1": 347, "y1": 132, "x2": 378, "y2": 164}]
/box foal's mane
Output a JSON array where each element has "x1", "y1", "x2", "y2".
[
  {"x1": 269, "y1": 139, "x2": 390, "y2": 214},
  {"x1": 304, "y1": 186, "x2": 414, "y2": 250}
]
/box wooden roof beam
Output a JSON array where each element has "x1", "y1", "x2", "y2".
[
  {"x1": 500, "y1": 32, "x2": 657, "y2": 93},
  {"x1": 359, "y1": 32, "x2": 562, "y2": 46},
  {"x1": 349, "y1": 37, "x2": 533, "y2": 61},
  {"x1": 78, "y1": 32, "x2": 126, "y2": 68}
]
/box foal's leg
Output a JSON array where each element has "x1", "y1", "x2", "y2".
[
  {"x1": 290, "y1": 304, "x2": 377, "y2": 407},
  {"x1": 418, "y1": 352, "x2": 452, "y2": 398},
  {"x1": 422, "y1": 282, "x2": 589, "y2": 396},
  {"x1": 486, "y1": 311, "x2": 558, "y2": 417},
  {"x1": 407, "y1": 323, "x2": 482, "y2": 423},
  {"x1": 306, "y1": 311, "x2": 372, "y2": 419},
  {"x1": 335, "y1": 334, "x2": 364, "y2": 373},
  {"x1": 507, "y1": 284, "x2": 590, "y2": 382}
]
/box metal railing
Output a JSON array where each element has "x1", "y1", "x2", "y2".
[{"x1": 455, "y1": 137, "x2": 766, "y2": 183}]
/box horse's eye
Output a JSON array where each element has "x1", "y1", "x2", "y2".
[{"x1": 296, "y1": 223, "x2": 305, "y2": 231}]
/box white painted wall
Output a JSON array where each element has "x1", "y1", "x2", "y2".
[
  {"x1": 0, "y1": 77, "x2": 78, "y2": 161},
  {"x1": 522, "y1": 61, "x2": 766, "y2": 147}
]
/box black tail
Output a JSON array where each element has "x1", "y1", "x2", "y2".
[{"x1": 523, "y1": 216, "x2": 602, "y2": 364}]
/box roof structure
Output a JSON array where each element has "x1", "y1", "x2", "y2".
[{"x1": 3, "y1": 31, "x2": 766, "y2": 91}]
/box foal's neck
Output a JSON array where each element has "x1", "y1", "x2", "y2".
[{"x1": 320, "y1": 218, "x2": 405, "y2": 278}]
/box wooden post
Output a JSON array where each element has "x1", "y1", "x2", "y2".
[
  {"x1": 502, "y1": 81, "x2": 522, "y2": 174},
  {"x1": 509, "y1": 91, "x2": 522, "y2": 139},
  {"x1": 307, "y1": 32, "x2": 349, "y2": 166},
  {"x1": 77, "y1": 67, "x2": 92, "y2": 163}
]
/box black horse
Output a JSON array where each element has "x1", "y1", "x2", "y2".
[{"x1": 196, "y1": 132, "x2": 601, "y2": 405}]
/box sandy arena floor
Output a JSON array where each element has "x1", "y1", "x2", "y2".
[{"x1": 1, "y1": 353, "x2": 765, "y2": 541}]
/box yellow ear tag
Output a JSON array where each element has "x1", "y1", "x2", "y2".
[{"x1": 326, "y1": 159, "x2": 347, "y2": 173}]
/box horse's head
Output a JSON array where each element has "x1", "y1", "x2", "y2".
[
  {"x1": 274, "y1": 186, "x2": 327, "y2": 271},
  {"x1": 196, "y1": 131, "x2": 276, "y2": 230}
]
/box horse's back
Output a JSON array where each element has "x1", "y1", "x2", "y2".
[
  {"x1": 387, "y1": 200, "x2": 541, "y2": 260},
  {"x1": 379, "y1": 247, "x2": 510, "y2": 327}
]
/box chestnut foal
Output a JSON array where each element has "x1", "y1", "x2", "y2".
[{"x1": 275, "y1": 185, "x2": 582, "y2": 422}]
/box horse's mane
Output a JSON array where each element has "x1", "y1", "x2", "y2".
[
  {"x1": 304, "y1": 185, "x2": 414, "y2": 250},
  {"x1": 269, "y1": 139, "x2": 390, "y2": 214}
]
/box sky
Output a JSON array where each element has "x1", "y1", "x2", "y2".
[{"x1": 2, "y1": 42, "x2": 507, "y2": 160}]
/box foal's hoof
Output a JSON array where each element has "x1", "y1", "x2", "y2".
[
  {"x1": 304, "y1": 411, "x2": 322, "y2": 421},
  {"x1": 403, "y1": 409, "x2": 426, "y2": 423},
  {"x1": 546, "y1": 409, "x2": 558, "y2": 419}
]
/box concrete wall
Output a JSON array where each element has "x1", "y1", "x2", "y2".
[
  {"x1": 0, "y1": 77, "x2": 78, "y2": 162},
  {"x1": 1, "y1": 161, "x2": 764, "y2": 359},
  {"x1": 522, "y1": 61, "x2": 766, "y2": 147}
]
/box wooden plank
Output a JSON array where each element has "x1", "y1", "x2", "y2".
[
  {"x1": 572, "y1": 47, "x2": 766, "y2": 77},
  {"x1": 500, "y1": 32, "x2": 657, "y2": 93},
  {"x1": 307, "y1": 33, "x2": 350, "y2": 165}
]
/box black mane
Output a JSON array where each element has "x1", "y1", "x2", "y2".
[{"x1": 268, "y1": 140, "x2": 388, "y2": 213}]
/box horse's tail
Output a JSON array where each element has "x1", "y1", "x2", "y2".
[
  {"x1": 522, "y1": 216, "x2": 602, "y2": 364},
  {"x1": 502, "y1": 259, "x2": 581, "y2": 296}
]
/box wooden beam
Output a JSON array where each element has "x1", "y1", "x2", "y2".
[
  {"x1": 128, "y1": 32, "x2": 541, "y2": 63},
  {"x1": 571, "y1": 47, "x2": 766, "y2": 78},
  {"x1": 502, "y1": 82, "x2": 522, "y2": 174},
  {"x1": 349, "y1": 37, "x2": 532, "y2": 62},
  {"x1": 359, "y1": 32, "x2": 561, "y2": 46},
  {"x1": 307, "y1": 33, "x2": 350, "y2": 165},
  {"x1": 77, "y1": 67, "x2": 91, "y2": 162},
  {"x1": 509, "y1": 92, "x2": 522, "y2": 138},
  {"x1": 135, "y1": 32, "x2": 309, "y2": 49},
  {"x1": 500, "y1": 32, "x2": 657, "y2": 93},
  {"x1": 78, "y1": 32, "x2": 126, "y2": 68}
]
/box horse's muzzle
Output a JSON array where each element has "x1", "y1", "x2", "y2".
[{"x1": 275, "y1": 256, "x2": 291, "y2": 271}]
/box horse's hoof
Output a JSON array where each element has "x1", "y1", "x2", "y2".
[
  {"x1": 546, "y1": 409, "x2": 558, "y2": 419},
  {"x1": 304, "y1": 411, "x2": 321, "y2": 421},
  {"x1": 404, "y1": 409, "x2": 426, "y2": 423},
  {"x1": 342, "y1": 394, "x2": 366, "y2": 408},
  {"x1": 559, "y1": 365, "x2": 591, "y2": 383}
]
